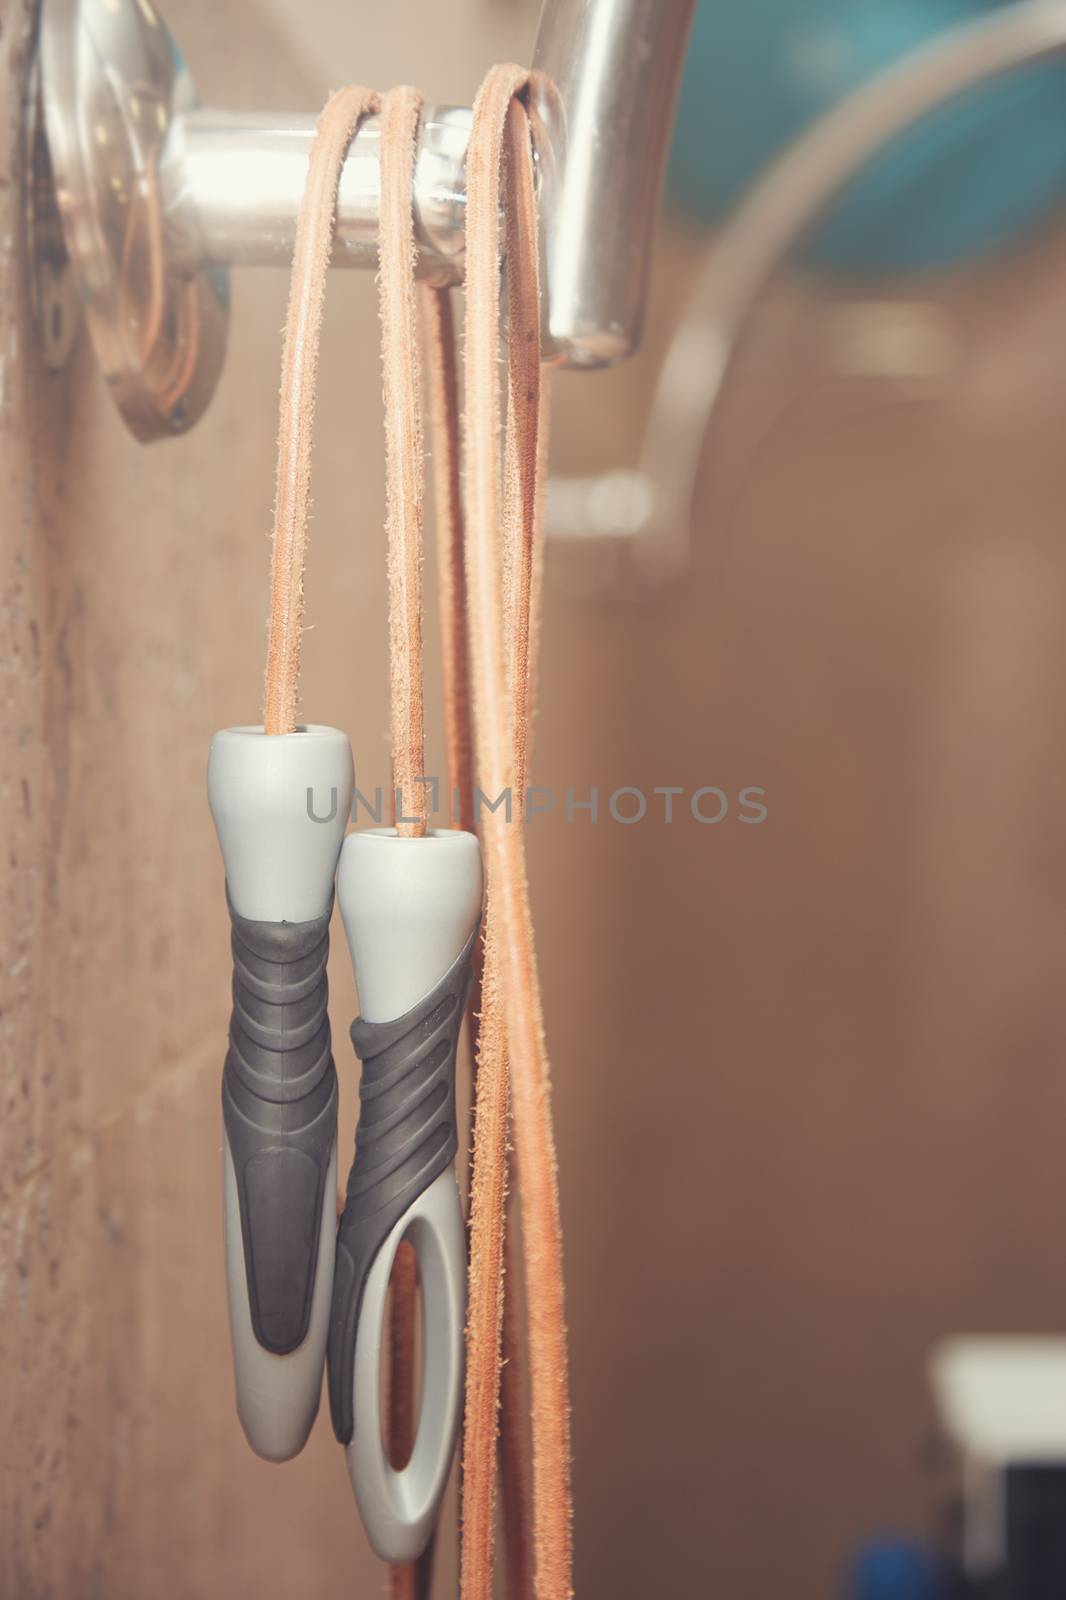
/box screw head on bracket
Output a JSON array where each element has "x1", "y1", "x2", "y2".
[{"x1": 38, "y1": 0, "x2": 229, "y2": 441}]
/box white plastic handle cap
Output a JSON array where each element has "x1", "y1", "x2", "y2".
[
  {"x1": 208, "y1": 724, "x2": 354, "y2": 922},
  {"x1": 337, "y1": 827, "x2": 483, "y2": 1020}
]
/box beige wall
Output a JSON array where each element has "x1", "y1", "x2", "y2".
[{"x1": 4, "y1": 0, "x2": 1066, "y2": 1595}]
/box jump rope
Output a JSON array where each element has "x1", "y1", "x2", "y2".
[{"x1": 208, "y1": 69, "x2": 572, "y2": 1600}]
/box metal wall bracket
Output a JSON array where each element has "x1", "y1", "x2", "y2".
[
  {"x1": 31, "y1": 0, "x2": 696, "y2": 442},
  {"x1": 37, "y1": 0, "x2": 228, "y2": 437}
]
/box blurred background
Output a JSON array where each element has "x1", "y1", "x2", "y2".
[{"x1": 4, "y1": 0, "x2": 1066, "y2": 1594}]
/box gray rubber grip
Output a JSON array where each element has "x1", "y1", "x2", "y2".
[
  {"x1": 223, "y1": 897, "x2": 338, "y2": 1355},
  {"x1": 327, "y1": 927, "x2": 477, "y2": 1443}
]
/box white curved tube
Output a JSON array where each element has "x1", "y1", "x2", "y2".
[
  {"x1": 635, "y1": 0, "x2": 1066, "y2": 581},
  {"x1": 545, "y1": 2, "x2": 1066, "y2": 579}
]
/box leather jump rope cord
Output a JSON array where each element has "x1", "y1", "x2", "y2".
[
  {"x1": 262, "y1": 84, "x2": 381, "y2": 735},
  {"x1": 459, "y1": 64, "x2": 572, "y2": 1600},
  {"x1": 493, "y1": 88, "x2": 553, "y2": 1600},
  {"x1": 424, "y1": 279, "x2": 536, "y2": 1596},
  {"x1": 379, "y1": 84, "x2": 430, "y2": 840},
  {"x1": 377, "y1": 83, "x2": 433, "y2": 1600},
  {"x1": 495, "y1": 180, "x2": 553, "y2": 1600},
  {"x1": 423, "y1": 73, "x2": 561, "y2": 1599},
  {"x1": 255, "y1": 65, "x2": 569, "y2": 1598},
  {"x1": 423, "y1": 284, "x2": 475, "y2": 838},
  {"x1": 499, "y1": 1205, "x2": 534, "y2": 1600},
  {"x1": 425, "y1": 282, "x2": 521, "y2": 1596},
  {"x1": 422, "y1": 156, "x2": 539, "y2": 1600},
  {"x1": 377, "y1": 80, "x2": 551, "y2": 1598}
]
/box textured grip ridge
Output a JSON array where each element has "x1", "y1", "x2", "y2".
[
  {"x1": 223, "y1": 897, "x2": 338, "y2": 1356},
  {"x1": 327, "y1": 926, "x2": 478, "y2": 1444}
]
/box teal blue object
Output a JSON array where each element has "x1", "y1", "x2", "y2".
[
  {"x1": 846, "y1": 1539, "x2": 945, "y2": 1600},
  {"x1": 668, "y1": 0, "x2": 1066, "y2": 275}
]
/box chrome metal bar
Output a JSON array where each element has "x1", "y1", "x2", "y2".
[
  {"x1": 170, "y1": 0, "x2": 701, "y2": 349},
  {"x1": 37, "y1": 0, "x2": 701, "y2": 436},
  {"x1": 164, "y1": 108, "x2": 472, "y2": 278},
  {"x1": 530, "y1": 0, "x2": 697, "y2": 368}
]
